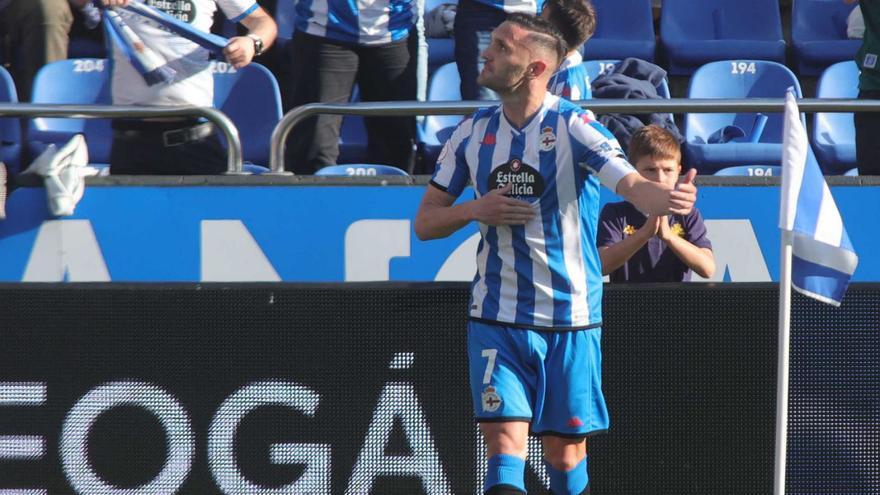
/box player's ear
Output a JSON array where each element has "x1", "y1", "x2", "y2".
[{"x1": 527, "y1": 61, "x2": 548, "y2": 79}]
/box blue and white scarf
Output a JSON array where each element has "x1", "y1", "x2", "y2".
[{"x1": 99, "y1": 0, "x2": 229, "y2": 86}]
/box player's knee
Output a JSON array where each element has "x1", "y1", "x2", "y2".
[
  {"x1": 544, "y1": 455, "x2": 589, "y2": 495},
  {"x1": 482, "y1": 422, "x2": 529, "y2": 457},
  {"x1": 488, "y1": 434, "x2": 527, "y2": 458},
  {"x1": 542, "y1": 437, "x2": 586, "y2": 471},
  {"x1": 544, "y1": 453, "x2": 583, "y2": 472}
]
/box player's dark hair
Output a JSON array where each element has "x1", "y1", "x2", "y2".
[
  {"x1": 506, "y1": 13, "x2": 568, "y2": 64},
  {"x1": 628, "y1": 124, "x2": 682, "y2": 165},
  {"x1": 542, "y1": 0, "x2": 597, "y2": 51}
]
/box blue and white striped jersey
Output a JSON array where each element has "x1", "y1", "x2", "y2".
[
  {"x1": 430, "y1": 93, "x2": 635, "y2": 329},
  {"x1": 470, "y1": 0, "x2": 542, "y2": 14},
  {"x1": 548, "y1": 52, "x2": 592, "y2": 101},
  {"x1": 295, "y1": 0, "x2": 414, "y2": 45}
]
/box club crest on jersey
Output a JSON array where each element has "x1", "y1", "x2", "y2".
[
  {"x1": 489, "y1": 158, "x2": 544, "y2": 199},
  {"x1": 539, "y1": 126, "x2": 556, "y2": 151},
  {"x1": 482, "y1": 386, "x2": 502, "y2": 412}
]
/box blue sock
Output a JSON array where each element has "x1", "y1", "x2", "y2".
[
  {"x1": 485, "y1": 454, "x2": 526, "y2": 492},
  {"x1": 545, "y1": 456, "x2": 588, "y2": 495}
]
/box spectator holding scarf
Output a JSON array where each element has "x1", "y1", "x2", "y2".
[{"x1": 100, "y1": 0, "x2": 276, "y2": 175}]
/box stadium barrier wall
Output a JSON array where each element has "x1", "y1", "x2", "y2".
[
  {"x1": 0, "y1": 283, "x2": 877, "y2": 494},
  {"x1": 1, "y1": 179, "x2": 880, "y2": 283}
]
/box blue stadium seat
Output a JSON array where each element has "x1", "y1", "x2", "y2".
[
  {"x1": 843, "y1": 167, "x2": 858, "y2": 176},
  {"x1": 28, "y1": 58, "x2": 112, "y2": 164},
  {"x1": 428, "y1": 39, "x2": 455, "y2": 71},
  {"x1": 212, "y1": 62, "x2": 282, "y2": 166},
  {"x1": 582, "y1": 59, "x2": 671, "y2": 98},
  {"x1": 315, "y1": 164, "x2": 410, "y2": 176},
  {"x1": 792, "y1": 0, "x2": 861, "y2": 76},
  {"x1": 0, "y1": 65, "x2": 21, "y2": 175},
  {"x1": 418, "y1": 62, "x2": 468, "y2": 168},
  {"x1": 812, "y1": 61, "x2": 859, "y2": 174},
  {"x1": 582, "y1": 0, "x2": 655, "y2": 61},
  {"x1": 714, "y1": 165, "x2": 781, "y2": 176},
  {"x1": 684, "y1": 60, "x2": 802, "y2": 173},
  {"x1": 660, "y1": 0, "x2": 786, "y2": 75}
]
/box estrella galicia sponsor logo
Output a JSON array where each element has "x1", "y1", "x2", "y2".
[
  {"x1": 488, "y1": 158, "x2": 544, "y2": 199},
  {"x1": 148, "y1": 0, "x2": 196, "y2": 23}
]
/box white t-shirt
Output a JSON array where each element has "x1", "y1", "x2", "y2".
[{"x1": 111, "y1": 0, "x2": 257, "y2": 106}]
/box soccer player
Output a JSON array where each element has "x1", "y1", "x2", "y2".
[
  {"x1": 597, "y1": 125, "x2": 715, "y2": 282},
  {"x1": 414, "y1": 14, "x2": 697, "y2": 495},
  {"x1": 541, "y1": 0, "x2": 596, "y2": 101}
]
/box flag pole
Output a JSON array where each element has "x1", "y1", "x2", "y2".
[{"x1": 774, "y1": 228, "x2": 794, "y2": 495}]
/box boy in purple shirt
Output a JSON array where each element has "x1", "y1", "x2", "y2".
[{"x1": 598, "y1": 125, "x2": 716, "y2": 282}]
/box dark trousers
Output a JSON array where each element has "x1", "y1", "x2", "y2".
[
  {"x1": 453, "y1": 0, "x2": 507, "y2": 100},
  {"x1": 0, "y1": 0, "x2": 72, "y2": 101},
  {"x1": 109, "y1": 120, "x2": 227, "y2": 175},
  {"x1": 283, "y1": 31, "x2": 417, "y2": 174},
  {"x1": 855, "y1": 89, "x2": 880, "y2": 175}
]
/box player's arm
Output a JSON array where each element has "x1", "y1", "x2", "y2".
[
  {"x1": 657, "y1": 217, "x2": 716, "y2": 278},
  {"x1": 598, "y1": 216, "x2": 659, "y2": 275},
  {"x1": 414, "y1": 182, "x2": 535, "y2": 240},
  {"x1": 225, "y1": 6, "x2": 277, "y2": 68},
  {"x1": 615, "y1": 168, "x2": 697, "y2": 216},
  {"x1": 414, "y1": 186, "x2": 473, "y2": 240}
]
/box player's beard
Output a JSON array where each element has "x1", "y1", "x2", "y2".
[{"x1": 478, "y1": 63, "x2": 528, "y2": 97}]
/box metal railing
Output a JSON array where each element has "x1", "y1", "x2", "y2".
[
  {"x1": 0, "y1": 103, "x2": 244, "y2": 174},
  {"x1": 269, "y1": 98, "x2": 880, "y2": 173}
]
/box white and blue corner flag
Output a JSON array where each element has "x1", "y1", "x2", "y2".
[{"x1": 779, "y1": 89, "x2": 858, "y2": 306}]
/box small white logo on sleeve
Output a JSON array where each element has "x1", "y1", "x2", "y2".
[{"x1": 865, "y1": 53, "x2": 877, "y2": 69}]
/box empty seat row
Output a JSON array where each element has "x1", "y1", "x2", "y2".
[
  {"x1": 684, "y1": 59, "x2": 859, "y2": 175},
  {"x1": 621, "y1": 0, "x2": 861, "y2": 77}
]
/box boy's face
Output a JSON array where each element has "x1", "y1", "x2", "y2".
[{"x1": 634, "y1": 155, "x2": 681, "y2": 189}]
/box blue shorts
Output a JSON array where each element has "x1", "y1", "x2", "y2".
[{"x1": 468, "y1": 320, "x2": 609, "y2": 437}]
